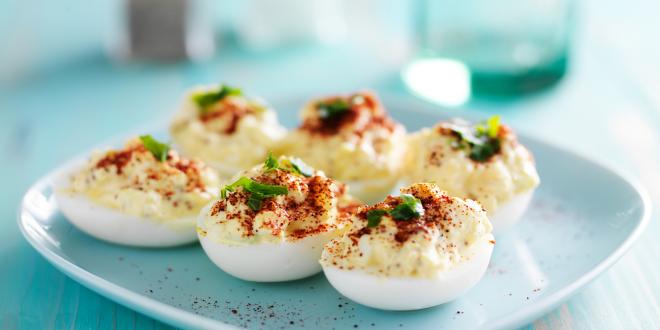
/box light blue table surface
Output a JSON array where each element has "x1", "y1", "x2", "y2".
[{"x1": 1, "y1": 0, "x2": 659, "y2": 329}]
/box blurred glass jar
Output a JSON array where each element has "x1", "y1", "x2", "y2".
[
  {"x1": 407, "y1": 0, "x2": 575, "y2": 101},
  {"x1": 109, "y1": 0, "x2": 215, "y2": 61}
]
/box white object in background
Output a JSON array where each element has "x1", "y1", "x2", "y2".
[{"x1": 236, "y1": 0, "x2": 346, "y2": 50}]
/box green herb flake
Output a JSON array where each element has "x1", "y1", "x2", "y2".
[
  {"x1": 247, "y1": 181, "x2": 288, "y2": 196},
  {"x1": 221, "y1": 176, "x2": 251, "y2": 199},
  {"x1": 486, "y1": 115, "x2": 501, "y2": 138},
  {"x1": 390, "y1": 194, "x2": 424, "y2": 220},
  {"x1": 193, "y1": 84, "x2": 242, "y2": 115},
  {"x1": 247, "y1": 192, "x2": 264, "y2": 211},
  {"x1": 366, "y1": 209, "x2": 388, "y2": 228},
  {"x1": 317, "y1": 99, "x2": 350, "y2": 119},
  {"x1": 448, "y1": 115, "x2": 503, "y2": 162},
  {"x1": 264, "y1": 154, "x2": 314, "y2": 178},
  {"x1": 287, "y1": 158, "x2": 314, "y2": 177},
  {"x1": 220, "y1": 176, "x2": 287, "y2": 211},
  {"x1": 263, "y1": 152, "x2": 279, "y2": 171},
  {"x1": 139, "y1": 135, "x2": 170, "y2": 162},
  {"x1": 469, "y1": 139, "x2": 501, "y2": 162}
]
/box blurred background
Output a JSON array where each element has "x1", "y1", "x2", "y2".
[{"x1": 1, "y1": 0, "x2": 658, "y2": 328}]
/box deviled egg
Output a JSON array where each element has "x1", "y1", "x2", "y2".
[
  {"x1": 278, "y1": 91, "x2": 407, "y2": 203},
  {"x1": 55, "y1": 135, "x2": 220, "y2": 247},
  {"x1": 321, "y1": 183, "x2": 494, "y2": 310},
  {"x1": 406, "y1": 116, "x2": 540, "y2": 233},
  {"x1": 170, "y1": 84, "x2": 287, "y2": 178},
  {"x1": 197, "y1": 154, "x2": 359, "y2": 282}
]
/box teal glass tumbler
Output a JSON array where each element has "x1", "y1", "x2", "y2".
[{"x1": 408, "y1": 0, "x2": 575, "y2": 101}]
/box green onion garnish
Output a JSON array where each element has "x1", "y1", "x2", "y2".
[
  {"x1": 139, "y1": 135, "x2": 170, "y2": 162},
  {"x1": 220, "y1": 176, "x2": 288, "y2": 211},
  {"x1": 317, "y1": 99, "x2": 350, "y2": 119},
  {"x1": 365, "y1": 194, "x2": 424, "y2": 227},
  {"x1": 193, "y1": 84, "x2": 242, "y2": 115}
]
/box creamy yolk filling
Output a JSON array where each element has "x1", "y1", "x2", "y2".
[
  {"x1": 320, "y1": 183, "x2": 493, "y2": 279},
  {"x1": 198, "y1": 156, "x2": 359, "y2": 245},
  {"x1": 170, "y1": 85, "x2": 286, "y2": 177},
  {"x1": 69, "y1": 138, "x2": 220, "y2": 221},
  {"x1": 278, "y1": 91, "x2": 407, "y2": 184},
  {"x1": 406, "y1": 120, "x2": 540, "y2": 213}
]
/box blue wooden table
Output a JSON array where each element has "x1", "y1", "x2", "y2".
[{"x1": 1, "y1": 0, "x2": 658, "y2": 329}]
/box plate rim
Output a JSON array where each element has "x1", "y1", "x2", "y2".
[
  {"x1": 18, "y1": 174, "x2": 237, "y2": 330},
  {"x1": 17, "y1": 127, "x2": 652, "y2": 330}
]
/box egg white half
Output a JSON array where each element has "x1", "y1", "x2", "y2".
[
  {"x1": 489, "y1": 190, "x2": 535, "y2": 235},
  {"x1": 55, "y1": 191, "x2": 197, "y2": 247},
  {"x1": 321, "y1": 233, "x2": 495, "y2": 311},
  {"x1": 52, "y1": 163, "x2": 197, "y2": 247},
  {"x1": 198, "y1": 231, "x2": 333, "y2": 282}
]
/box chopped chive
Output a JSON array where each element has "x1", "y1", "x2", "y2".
[{"x1": 139, "y1": 135, "x2": 170, "y2": 162}]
